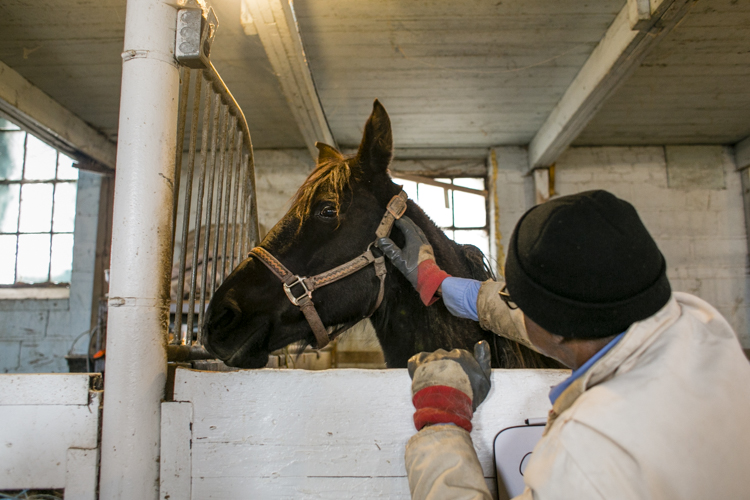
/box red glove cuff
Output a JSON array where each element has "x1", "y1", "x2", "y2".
[
  {"x1": 416, "y1": 260, "x2": 450, "y2": 306},
  {"x1": 412, "y1": 385, "x2": 474, "y2": 432}
]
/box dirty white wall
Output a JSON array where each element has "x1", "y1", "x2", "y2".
[
  {"x1": 491, "y1": 146, "x2": 750, "y2": 348},
  {"x1": 0, "y1": 171, "x2": 104, "y2": 373}
]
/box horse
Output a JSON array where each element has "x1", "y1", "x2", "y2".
[{"x1": 202, "y1": 100, "x2": 555, "y2": 369}]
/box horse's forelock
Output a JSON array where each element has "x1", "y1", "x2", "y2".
[{"x1": 288, "y1": 156, "x2": 358, "y2": 225}]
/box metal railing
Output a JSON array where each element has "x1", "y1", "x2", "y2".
[{"x1": 169, "y1": 6, "x2": 259, "y2": 350}]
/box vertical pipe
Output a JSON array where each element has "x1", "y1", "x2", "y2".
[
  {"x1": 209, "y1": 106, "x2": 230, "y2": 294},
  {"x1": 247, "y1": 151, "x2": 260, "y2": 248},
  {"x1": 235, "y1": 147, "x2": 248, "y2": 267},
  {"x1": 99, "y1": 0, "x2": 178, "y2": 498},
  {"x1": 241, "y1": 154, "x2": 251, "y2": 257},
  {"x1": 186, "y1": 78, "x2": 212, "y2": 344},
  {"x1": 175, "y1": 72, "x2": 202, "y2": 345},
  {"x1": 219, "y1": 116, "x2": 237, "y2": 282},
  {"x1": 229, "y1": 130, "x2": 242, "y2": 271},
  {"x1": 197, "y1": 98, "x2": 223, "y2": 342},
  {"x1": 170, "y1": 68, "x2": 190, "y2": 255}
]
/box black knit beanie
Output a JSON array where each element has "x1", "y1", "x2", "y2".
[{"x1": 504, "y1": 190, "x2": 671, "y2": 339}]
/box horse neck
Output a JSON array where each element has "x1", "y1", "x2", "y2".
[{"x1": 369, "y1": 208, "x2": 489, "y2": 367}]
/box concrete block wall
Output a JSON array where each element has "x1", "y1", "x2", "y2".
[
  {"x1": 491, "y1": 146, "x2": 750, "y2": 348},
  {"x1": 0, "y1": 171, "x2": 104, "y2": 373}
]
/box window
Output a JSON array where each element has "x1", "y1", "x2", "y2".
[
  {"x1": 394, "y1": 176, "x2": 489, "y2": 257},
  {"x1": 0, "y1": 116, "x2": 78, "y2": 286}
]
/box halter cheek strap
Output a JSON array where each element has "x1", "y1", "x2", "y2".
[{"x1": 249, "y1": 190, "x2": 408, "y2": 349}]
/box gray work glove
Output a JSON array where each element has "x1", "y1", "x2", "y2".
[
  {"x1": 408, "y1": 341, "x2": 492, "y2": 432},
  {"x1": 376, "y1": 217, "x2": 450, "y2": 305}
]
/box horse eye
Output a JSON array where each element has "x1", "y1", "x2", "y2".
[{"x1": 317, "y1": 204, "x2": 337, "y2": 219}]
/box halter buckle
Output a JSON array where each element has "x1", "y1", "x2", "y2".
[{"x1": 283, "y1": 276, "x2": 312, "y2": 306}]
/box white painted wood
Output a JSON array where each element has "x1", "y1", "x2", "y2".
[
  {"x1": 735, "y1": 136, "x2": 750, "y2": 171},
  {"x1": 528, "y1": 0, "x2": 693, "y2": 169},
  {"x1": 0, "y1": 389, "x2": 101, "y2": 489},
  {"x1": 534, "y1": 168, "x2": 551, "y2": 205},
  {"x1": 171, "y1": 368, "x2": 568, "y2": 499},
  {"x1": 0, "y1": 59, "x2": 116, "y2": 169},
  {"x1": 66, "y1": 448, "x2": 100, "y2": 500},
  {"x1": 242, "y1": 0, "x2": 335, "y2": 158},
  {"x1": 0, "y1": 373, "x2": 92, "y2": 405},
  {"x1": 160, "y1": 402, "x2": 193, "y2": 500}
]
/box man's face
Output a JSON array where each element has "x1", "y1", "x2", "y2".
[{"x1": 523, "y1": 314, "x2": 570, "y2": 368}]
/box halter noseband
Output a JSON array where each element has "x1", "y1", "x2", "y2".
[{"x1": 249, "y1": 191, "x2": 408, "y2": 349}]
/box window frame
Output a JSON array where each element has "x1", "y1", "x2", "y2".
[{"x1": 0, "y1": 119, "x2": 78, "y2": 288}]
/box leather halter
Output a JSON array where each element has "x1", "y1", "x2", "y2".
[{"x1": 249, "y1": 191, "x2": 408, "y2": 349}]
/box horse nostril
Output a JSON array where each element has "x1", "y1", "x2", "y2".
[{"x1": 207, "y1": 301, "x2": 242, "y2": 334}]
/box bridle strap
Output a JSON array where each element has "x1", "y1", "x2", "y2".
[{"x1": 249, "y1": 191, "x2": 407, "y2": 349}]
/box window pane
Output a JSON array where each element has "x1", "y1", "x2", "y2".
[
  {"x1": 453, "y1": 190, "x2": 486, "y2": 228},
  {"x1": 57, "y1": 154, "x2": 79, "y2": 180},
  {"x1": 0, "y1": 184, "x2": 20, "y2": 232},
  {"x1": 24, "y1": 135, "x2": 57, "y2": 180},
  {"x1": 417, "y1": 183, "x2": 453, "y2": 228},
  {"x1": 453, "y1": 230, "x2": 490, "y2": 258},
  {"x1": 0, "y1": 235, "x2": 17, "y2": 284},
  {"x1": 395, "y1": 178, "x2": 418, "y2": 201},
  {"x1": 19, "y1": 183, "x2": 54, "y2": 232},
  {"x1": 53, "y1": 182, "x2": 77, "y2": 232},
  {"x1": 50, "y1": 233, "x2": 74, "y2": 283},
  {"x1": 0, "y1": 117, "x2": 21, "y2": 131},
  {"x1": 453, "y1": 177, "x2": 485, "y2": 191},
  {"x1": 16, "y1": 233, "x2": 50, "y2": 283},
  {"x1": 0, "y1": 131, "x2": 25, "y2": 180}
]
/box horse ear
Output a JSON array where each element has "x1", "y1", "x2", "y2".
[
  {"x1": 315, "y1": 142, "x2": 343, "y2": 164},
  {"x1": 356, "y1": 99, "x2": 393, "y2": 175}
]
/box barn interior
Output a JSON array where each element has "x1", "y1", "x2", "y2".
[{"x1": 1, "y1": 0, "x2": 749, "y2": 497}]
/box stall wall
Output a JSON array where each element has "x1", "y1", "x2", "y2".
[{"x1": 491, "y1": 146, "x2": 750, "y2": 348}]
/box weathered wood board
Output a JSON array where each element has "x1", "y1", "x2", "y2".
[
  {"x1": 166, "y1": 368, "x2": 569, "y2": 499},
  {"x1": 0, "y1": 373, "x2": 101, "y2": 499}
]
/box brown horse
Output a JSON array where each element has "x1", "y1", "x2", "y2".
[{"x1": 202, "y1": 100, "x2": 554, "y2": 369}]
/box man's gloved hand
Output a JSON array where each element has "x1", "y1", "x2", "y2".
[
  {"x1": 376, "y1": 216, "x2": 450, "y2": 306},
  {"x1": 408, "y1": 341, "x2": 492, "y2": 433}
]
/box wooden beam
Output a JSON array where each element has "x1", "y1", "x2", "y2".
[
  {"x1": 390, "y1": 172, "x2": 488, "y2": 197},
  {"x1": 241, "y1": 0, "x2": 335, "y2": 158},
  {"x1": 528, "y1": 0, "x2": 695, "y2": 170},
  {"x1": 0, "y1": 59, "x2": 116, "y2": 170},
  {"x1": 735, "y1": 136, "x2": 750, "y2": 171}
]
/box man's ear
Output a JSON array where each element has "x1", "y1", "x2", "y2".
[
  {"x1": 355, "y1": 99, "x2": 393, "y2": 176},
  {"x1": 315, "y1": 142, "x2": 343, "y2": 164}
]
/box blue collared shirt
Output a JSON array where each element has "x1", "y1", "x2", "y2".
[
  {"x1": 441, "y1": 277, "x2": 481, "y2": 321},
  {"x1": 548, "y1": 332, "x2": 626, "y2": 405}
]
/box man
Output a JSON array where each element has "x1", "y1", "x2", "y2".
[{"x1": 377, "y1": 190, "x2": 750, "y2": 499}]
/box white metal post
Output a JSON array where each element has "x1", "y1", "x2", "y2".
[{"x1": 99, "y1": 0, "x2": 179, "y2": 498}]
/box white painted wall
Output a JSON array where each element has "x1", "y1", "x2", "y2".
[
  {"x1": 162, "y1": 368, "x2": 569, "y2": 499},
  {"x1": 0, "y1": 171, "x2": 104, "y2": 373},
  {"x1": 491, "y1": 145, "x2": 750, "y2": 348}
]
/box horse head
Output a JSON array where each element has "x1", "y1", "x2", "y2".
[{"x1": 203, "y1": 100, "x2": 405, "y2": 368}]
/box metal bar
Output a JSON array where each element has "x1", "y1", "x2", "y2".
[
  {"x1": 246, "y1": 147, "x2": 260, "y2": 249},
  {"x1": 185, "y1": 76, "x2": 212, "y2": 344},
  {"x1": 171, "y1": 67, "x2": 191, "y2": 255},
  {"x1": 219, "y1": 116, "x2": 237, "y2": 282},
  {"x1": 204, "y1": 63, "x2": 251, "y2": 158},
  {"x1": 197, "y1": 96, "x2": 222, "y2": 342},
  {"x1": 228, "y1": 130, "x2": 241, "y2": 270},
  {"x1": 241, "y1": 153, "x2": 252, "y2": 260},
  {"x1": 99, "y1": 0, "x2": 179, "y2": 496},
  {"x1": 209, "y1": 105, "x2": 230, "y2": 294},
  {"x1": 236, "y1": 147, "x2": 248, "y2": 267},
  {"x1": 174, "y1": 71, "x2": 202, "y2": 346}
]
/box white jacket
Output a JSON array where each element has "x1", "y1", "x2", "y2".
[{"x1": 405, "y1": 286, "x2": 750, "y2": 499}]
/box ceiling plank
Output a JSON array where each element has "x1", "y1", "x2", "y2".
[
  {"x1": 528, "y1": 0, "x2": 695, "y2": 170},
  {"x1": 735, "y1": 137, "x2": 750, "y2": 170},
  {"x1": 0, "y1": 58, "x2": 116, "y2": 170},
  {"x1": 241, "y1": 0, "x2": 335, "y2": 158}
]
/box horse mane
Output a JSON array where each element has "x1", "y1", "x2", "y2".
[{"x1": 289, "y1": 157, "x2": 356, "y2": 225}]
